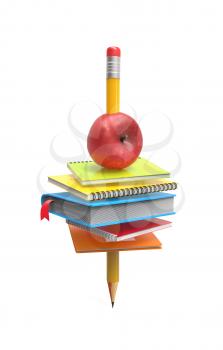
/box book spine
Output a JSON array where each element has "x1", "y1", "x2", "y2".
[{"x1": 91, "y1": 182, "x2": 177, "y2": 200}]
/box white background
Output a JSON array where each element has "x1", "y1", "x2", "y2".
[{"x1": 0, "y1": 0, "x2": 223, "y2": 349}]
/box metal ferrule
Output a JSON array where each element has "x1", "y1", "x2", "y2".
[{"x1": 107, "y1": 56, "x2": 120, "y2": 78}]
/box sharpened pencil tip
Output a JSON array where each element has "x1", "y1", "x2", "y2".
[{"x1": 112, "y1": 302, "x2": 114, "y2": 308}]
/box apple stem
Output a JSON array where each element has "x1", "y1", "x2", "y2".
[{"x1": 120, "y1": 135, "x2": 128, "y2": 143}]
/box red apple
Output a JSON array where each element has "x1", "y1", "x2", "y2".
[{"x1": 87, "y1": 112, "x2": 143, "y2": 169}]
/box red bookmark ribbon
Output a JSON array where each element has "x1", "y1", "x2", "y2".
[{"x1": 40, "y1": 199, "x2": 54, "y2": 221}]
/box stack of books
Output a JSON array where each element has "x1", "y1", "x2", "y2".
[{"x1": 41, "y1": 157, "x2": 177, "y2": 249}]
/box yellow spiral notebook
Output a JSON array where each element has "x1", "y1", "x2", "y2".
[
  {"x1": 48, "y1": 174, "x2": 177, "y2": 201},
  {"x1": 67, "y1": 157, "x2": 170, "y2": 185}
]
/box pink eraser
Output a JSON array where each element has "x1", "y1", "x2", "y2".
[{"x1": 107, "y1": 47, "x2": 121, "y2": 57}]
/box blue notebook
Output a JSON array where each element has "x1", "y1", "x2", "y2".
[{"x1": 41, "y1": 192, "x2": 175, "y2": 228}]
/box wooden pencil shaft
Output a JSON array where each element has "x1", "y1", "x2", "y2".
[
  {"x1": 106, "y1": 78, "x2": 120, "y2": 114},
  {"x1": 107, "y1": 251, "x2": 119, "y2": 282}
]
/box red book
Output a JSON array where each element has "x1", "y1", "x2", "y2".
[{"x1": 67, "y1": 218, "x2": 171, "y2": 242}]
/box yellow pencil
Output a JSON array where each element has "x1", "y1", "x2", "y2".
[
  {"x1": 107, "y1": 251, "x2": 119, "y2": 307},
  {"x1": 106, "y1": 46, "x2": 120, "y2": 113},
  {"x1": 106, "y1": 46, "x2": 121, "y2": 307}
]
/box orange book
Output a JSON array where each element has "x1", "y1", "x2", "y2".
[{"x1": 68, "y1": 224, "x2": 162, "y2": 253}]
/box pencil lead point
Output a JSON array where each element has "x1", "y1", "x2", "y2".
[{"x1": 112, "y1": 302, "x2": 114, "y2": 308}]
